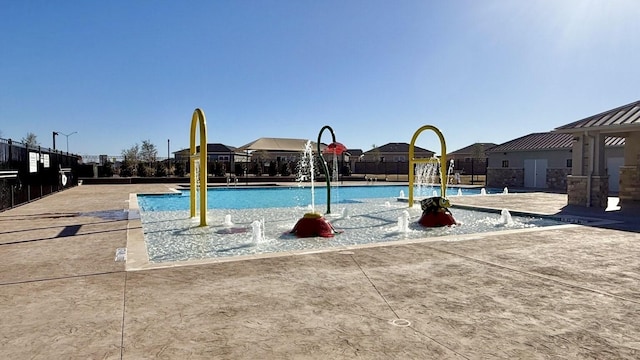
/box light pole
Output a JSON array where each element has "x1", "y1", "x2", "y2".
[{"x1": 58, "y1": 131, "x2": 78, "y2": 153}]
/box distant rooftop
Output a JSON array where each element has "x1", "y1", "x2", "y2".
[
  {"x1": 448, "y1": 142, "x2": 498, "y2": 156},
  {"x1": 366, "y1": 142, "x2": 433, "y2": 154}
]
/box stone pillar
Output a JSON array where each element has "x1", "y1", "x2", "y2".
[
  {"x1": 619, "y1": 165, "x2": 640, "y2": 202},
  {"x1": 590, "y1": 175, "x2": 609, "y2": 208},
  {"x1": 567, "y1": 175, "x2": 588, "y2": 206},
  {"x1": 567, "y1": 133, "x2": 609, "y2": 208},
  {"x1": 618, "y1": 132, "x2": 640, "y2": 205}
]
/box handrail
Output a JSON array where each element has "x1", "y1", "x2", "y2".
[
  {"x1": 408, "y1": 125, "x2": 447, "y2": 207},
  {"x1": 0, "y1": 170, "x2": 18, "y2": 179}
]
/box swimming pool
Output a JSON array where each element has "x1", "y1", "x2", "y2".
[
  {"x1": 132, "y1": 186, "x2": 565, "y2": 265},
  {"x1": 137, "y1": 185, "x2": 501, "y2": 211}
]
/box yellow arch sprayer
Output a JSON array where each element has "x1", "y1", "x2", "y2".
[{"x1": 190, "y1": 108, "x2": 208, "y2": 226}]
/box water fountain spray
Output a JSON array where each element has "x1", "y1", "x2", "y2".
[{"x1": 290, "y1": 126, "x2": 346, "y2": 238}]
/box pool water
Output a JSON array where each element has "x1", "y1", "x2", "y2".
[
  {"x1": 137, "y1": 185, "x2": 501, "y2": 211},
  {"x1": 135, "y1": 186, "x2": 565, "y2": 264}
]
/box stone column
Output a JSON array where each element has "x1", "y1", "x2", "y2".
[
  {"x1": 567, "y1": 175, "x2": 588, "y2": 206},
  {"x1": 567, "y1": 132, "x2": 608, "y2": 208},
  {"x1": 619, "y1": 132, "x2": 640, "y2": 204}
]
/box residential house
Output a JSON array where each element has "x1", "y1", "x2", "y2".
[
  {"x1": 447, "y1": 142, "x2": 497, "y2": 161},
  {"x1": 446, "y1": 142, "x2": 497, "y2": 178},
  {"x1": 342, "y1": 148, "x2": 363, "y2": 175},
  {"x1": 355, "y1": 142, "x2": 434, "y2": 175},
  {"x1": 236, "y1": 138, "x2": 330, "y2": 176},
  {"x1": 174, "y1": 143, "x2": 243, "y2": 163},
  {"x1": 237, "y1": 138, "x2": 323, "y2": 163},
  {"x1": 174, "y1": 143, "x2": 246, "y2": 175}
]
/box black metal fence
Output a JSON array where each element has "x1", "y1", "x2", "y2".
[
  {"x1": 0, "y1": 138, "x2": 80, "y2": 212},
  {"x1": 352, "y1": 158, "x2": 487, "y2": 177}
]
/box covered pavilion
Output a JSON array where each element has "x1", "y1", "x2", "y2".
[{"x1": 555, "y1": 99, "x2": 640, "y2": 208}]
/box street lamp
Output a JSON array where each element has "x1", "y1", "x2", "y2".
[{"x1": 58, "y1": 131, "x2": 78, "y2": 153}]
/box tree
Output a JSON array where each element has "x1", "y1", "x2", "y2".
[
  {"x1": 122, "y1": 144, "x2": 140, "y2": 162},
  {"x1": 370, "y1": 144, "x2": 381, "y2": 162},
  {"x1": 251, "y1": 150, "x2": 267, "y2": 175},
  {"x1": 121, "y1": 140, "x2": 160, "y2": 177},
  {"x1": 268, "y1": 160, "x2": 277, "y2": 176},
  {"x1": 21, "y1": 132, "x2": 39, "y2": 147},
  {"x1": 137, "y1": 140, "x2": 158, "y2": 177},
  {"x1": 471, "y1": 143, "x2": 485, "y2": 160},
  {"x1": 121, "y1": 144, "x2": 140, "y2": 177},
  {"x1": 469, "y1": 143, "x2": 487, "y2": 185},
  {"x1": 139, "y1": 140, "x2": 158, "y2": 163},
  {"x1": 102, "y1": 161, "x2": 114, "y2": 177},
  {"x1": 175, "y1": 161, "x2": 186, "y2": 177}
]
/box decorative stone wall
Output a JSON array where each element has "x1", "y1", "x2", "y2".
[
  {"x1": 619, "y1": 165, "x2": 640, "y2": 203},
  {"x1": 546, "y1": 168, "x2": 570, "y2": 191},
  {"x1": 590, "y1": 176, "x2": 609, "y2": 208},
  {"x1": 567, "y1": 176, "x2": 587, "y2": 206},
  {"x1": 567, "y1": 175, "x2": 608, "y2": 207},
  {"x1": 488, "y1": 167, "x2": 569, "y2": 190},
  {"x1": 487, "y1": 168, "x2": 523, "y2": 188}
]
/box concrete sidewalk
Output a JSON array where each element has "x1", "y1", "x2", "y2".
[{"x1": 1, "y1": 184, "x2": 639, "y2": 359}]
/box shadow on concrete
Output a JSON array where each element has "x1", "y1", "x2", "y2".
[{"x1": 555, "y1": 203, "x2": 640, "y2": 233}]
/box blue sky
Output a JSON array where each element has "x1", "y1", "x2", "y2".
[{"x1": 1, "y1": 0, "x2": 639, "y2": 157}]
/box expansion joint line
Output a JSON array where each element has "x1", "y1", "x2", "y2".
[
  {"x1": 349, "y1": 254, "x2": 471, "y2": 360},
  {"x1": 426, "y1": 245, "x2": 640, "y2": 305},
  {"x1": 0, "y1": 270, "x2": 124, "y2": 286},
  {"x1": 120, "y1": 272, "x2": 128, "y2": 360},
  {"x1": 349, "y1": 255, "x2": 400, "y2": 319}
]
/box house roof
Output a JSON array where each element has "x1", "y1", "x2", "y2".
[
  {"x1": 345, "y1": 149, "x2": 363, "y2": 157},
  {"x1": 237, "y1": 138, "x2": 323, "y2": 152},
  {"x1": 555, "y1": 99, "x2": 640, "y2": 133},
  {"x1": 206, "y1": 143, "x2": 236, "y2": 152},
  {"x1": 365, "y1": 142, "x2": 433, "y2": 154},
  {"x1": 487, "y1": 132, "x2": 625, "y2": 153},
  {"x1": 448, "y1": 143, "x2": 498, "y2": 156},
  {"x1": 174, "y1": 143, "x2": 237, "y2": 155}
]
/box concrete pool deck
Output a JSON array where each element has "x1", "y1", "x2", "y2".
[{"x1": 1, "y1": 183, "x2": 639, "y2": 359}]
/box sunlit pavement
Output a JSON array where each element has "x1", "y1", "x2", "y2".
[{"x1": 1, "y1": 183, "x2": 639, "y2": 359}]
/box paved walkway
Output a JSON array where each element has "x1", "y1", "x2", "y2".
[{"x1": 1, "y1": 184, "x2": 639, "y2": 359}]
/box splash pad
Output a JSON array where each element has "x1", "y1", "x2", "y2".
[
  {"x1": 133, "y1": 193, "x2": 564, "y2": 266},
  {"x1": 128, "y1": 117, "x2": 567, "y2": 269}
]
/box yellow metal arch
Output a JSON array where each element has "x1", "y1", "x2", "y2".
[
  {"x1": 190, "y1": 108, "x2": 208, "y2": 226},
  {"x1": 408, "y1": 125, "x2": 447, "y2": 207}
]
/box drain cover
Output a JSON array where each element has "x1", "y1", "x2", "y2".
[
  {"x1": 115, "y1": 248, "x2": 127, "y2": 262},
  {"x1": 390, "y1": 319, "x2": 411, "y2": 327}
]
